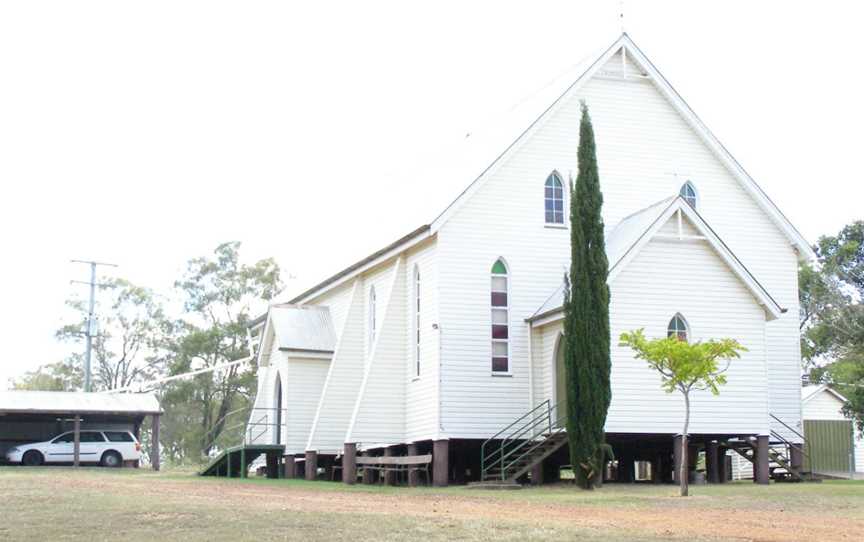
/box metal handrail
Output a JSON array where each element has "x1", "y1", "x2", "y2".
[
  {"x1": 493, "y1": 411, "x2": 568, "y2": 478},
  {"x1": 769, "y1": 413, "x2": 807, "y2": 443},
  {"x1": 769, "y1": 413, "x2": 814, "y2": 478},
  {"x1": 480, "y1": 400, "x2": 567, "y2": 481}
]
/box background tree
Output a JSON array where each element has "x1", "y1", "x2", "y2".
[
  {"x1": 563, "y1": 101, "x2": 611, "y2": 490},
  {"x1": 802, "y1": 221, "x2": 864, "y2": 432},
  {"x1": 160, "y1": 241, "x2": 282, "y2": 460},
  {"x1": 619, "y1": 329, "x2": 746, "y2": 497},
  {"x1": 56, "y1": 278, "x2": 168, "y2": 391},
  {"x1": 11, "y1": 360, "x2": 82, "y2": 391}
]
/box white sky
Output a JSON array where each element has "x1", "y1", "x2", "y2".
[{"x1": 1, "y1": 1, "x2": 862, "y2": 389}]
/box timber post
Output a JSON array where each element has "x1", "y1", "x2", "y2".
[
  {"x1": 717, "y1": 446, "x2": 728, "y2": 483},
  {"x1": 790, "y1": 444, "x2": 804, "y2": 478},
  {"x1": 266, "y1": 451, "x2": 278, "y2": 479},
  {"x1": 343, "y1": 443, "x2": 357, "y2": 485},
  {"x1": 384, "y1": 446, "x2": 397, "y2": 485},
  {"x1": 407, "y1": 443, "x2": 420, "y2": 487},
  {"x1": 73, "y1": 415, "x2": 81, "y2": 468},
  {"x1": 240, "y1": 447, "x2": 247, "y2": 478},
  {"x1": 305, "y1": 450, "x2": 318, "y2": 481},
  {"x1": 284, "y1": 455, "x2": 296, "y2": 479},
  {"x1": 432, "y1": 439, "x2": 449, "y2": 487},
  {"x1": 151, "y1": 414, "x2": 161, "y2": 471},
  {"x1": 706, "y1": 441, "x2": 720, "y2": 483},
  {"x1": 530, "y1": 459, "x2": 544, "y2": 485},
  {"x1": 755, "y1": 435, "x2": 770, "y2": 485}
]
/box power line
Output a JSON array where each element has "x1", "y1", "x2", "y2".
[{"x1": 70, "y1": 259, "x2": 118, "y2": 392}]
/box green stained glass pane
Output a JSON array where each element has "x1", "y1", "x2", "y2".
[{"x1": 491, "y1": 260, "x2": 507, "y2": 275}]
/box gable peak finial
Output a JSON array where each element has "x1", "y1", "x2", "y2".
[{"x1": 619, "y1": 0, "x2": 626, "y2": 34}]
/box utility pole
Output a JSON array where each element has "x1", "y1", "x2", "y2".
[{"x1": 71, "y1": 260, "x2": 117, "y2": 392}]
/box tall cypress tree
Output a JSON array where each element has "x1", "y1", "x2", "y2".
[{"x1": 563, "y1": 102, "x2": 611, "y2": 490}]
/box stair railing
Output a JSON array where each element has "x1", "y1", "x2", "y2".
[
  {"x1": 769, "y1": 413, "x2": 814, "y2": 479},
  {"x1": 480, "y1": 400, "x2": 568, "y2": 481}
]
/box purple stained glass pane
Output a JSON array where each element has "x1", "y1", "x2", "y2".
[
  {"x1": 545, "y1": 199, "x2": 554, "y2": 211},
  {"x1": 491, "y1": 291, "x2": 508, "y2": 307},
  {"x1": 545, "y1": 187, "x2": 554, "y2": 198},
  {"x1": 492, "y1": 357, "x2": 509, "y2": 372},
  {"x1": 545, "y1": 211, "x2": 555, "y2": 223},
  {"x1": 554, "y1": 200, "x2": 563, "y2": 212},
  {"x1": 492, "y1": 324, "x2": 509, "y2": 339}
]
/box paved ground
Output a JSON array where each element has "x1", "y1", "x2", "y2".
[{"x1": 2, "y1": 467, "x2": 863, "y2": 541}]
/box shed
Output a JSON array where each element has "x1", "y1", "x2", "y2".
[
  {"x1": 801, "y1": 385, "x2": 863, "y2": 477},
  {"x1": 0, "y1": 391, "x2": 163, "y2": 470}
]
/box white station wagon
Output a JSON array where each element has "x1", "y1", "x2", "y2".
[{"x1": 5, "y1": 430, "x2": 142, "y2": 467}]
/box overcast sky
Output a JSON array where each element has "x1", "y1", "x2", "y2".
[{"x1": 1, "y1": 1, "x2": 862, "y2": 388}]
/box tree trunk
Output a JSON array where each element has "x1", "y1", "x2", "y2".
[{"x1": 680, "y1": 391, "x2": 690, "y2": 497}]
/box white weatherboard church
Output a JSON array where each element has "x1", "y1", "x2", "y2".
[{"x1": 247, "y1": 34, "x2": 813, "y2": 486}]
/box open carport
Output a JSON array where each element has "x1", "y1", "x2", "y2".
[{"x1": 0, "y1": 390, "x2": 162, "y2": 469}]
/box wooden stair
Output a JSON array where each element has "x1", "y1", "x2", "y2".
[
  {"x1": 723, "y1": 437, "x2": 817, "y2": 482},
  {"x1": 480, "y1": 399, "x2": 568, "y2": 485},
  {"x1": 199, "y1": 443, "x2": 284, "y2": 478}
]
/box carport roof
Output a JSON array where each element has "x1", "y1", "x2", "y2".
[{"x1": 0, "y1": 391, "x2": 162, "y2": 416}]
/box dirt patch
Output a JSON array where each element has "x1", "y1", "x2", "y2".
[{"x1": 47, "y1": 473, "x2": 864, "y2": 542}]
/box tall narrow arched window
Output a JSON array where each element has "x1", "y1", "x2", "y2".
[
  {"x1": 667, "y1": 314, "x2": 689, "y2": 342},
  {"x1": 414, "y1": 265, "x2": 421, "y2": 377},
  {"x1": 368, "y1": 286, "x2": 377, "y2": 349},
  {"x1": 491, "y1": 259, "x2": 510, "y2": 373},
  {"x1": 544, "y1": 173, "x2": 565, "y2": 224},
  {"x1": 680, "y1": 181, "x2": 697, "y2": 209}
]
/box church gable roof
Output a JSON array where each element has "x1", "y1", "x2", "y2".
[
  {"x1": 291, "y1": 33, "x2": 813, "y2": 306},
  {"x1": 430, "y1": 33, "x2": 813, "y2": 261},
  {"x1": 529, "y1": 196, "x2": 784, "y2": 324}
]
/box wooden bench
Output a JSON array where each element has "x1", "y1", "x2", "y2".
[{"x1": 354, "y1": 454, "x2": 432, "y2": 485}]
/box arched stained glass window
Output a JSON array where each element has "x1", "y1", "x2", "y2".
[
  {"x1": 680, "y1": 181, "x2": 697, "y2": 209},
  {"x1": 491, "y1": 259, "x2": 510, "y2": 372},
  {"x1": 667, "y1": 314, "x2": 689, "y2": 342},
  {"x1": 545, "y1": 173, "x2": 565, "y2": 224}
]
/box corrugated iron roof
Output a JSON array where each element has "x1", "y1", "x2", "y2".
[
  {"x1": 270, "y1": 304, "x2": 336, "y2": 353},
  {"x1": 0, "y1": 390, "x2": 162, "y2": 415}
]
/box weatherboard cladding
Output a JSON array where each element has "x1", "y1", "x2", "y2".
[
  {"x1": 260, "y1": 34, "x2": 806, "y2": 447},
  {"x1": 433, "y1": 48, "x2": 799, "y2": 439}
]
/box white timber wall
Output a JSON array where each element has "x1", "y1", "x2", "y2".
[
  {"x1": 283, "y1": 355, "x2": 329, "y2": 455},
  {"x1": 436, "y1": 50, "x2": 798, "y2": 439},
  {"x1": 605, "y1": 230, "x2": 769, "y2": 435},
  {"x1": 534, "y1": 222, "x2": 769, "y2": 435},
  {"x1": 347, "y1": 258, "x2": 407, "y2": 448},
  {"x1": 404, "y1": 239, "x2": 440, "y2": 442},
  {"x1": 306, "y1": 283, "x2": 365, "y2": 453}
]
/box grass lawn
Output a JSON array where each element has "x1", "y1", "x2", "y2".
[{"x1": 1, "y1": 467, "x2": 863, "y2": 541}]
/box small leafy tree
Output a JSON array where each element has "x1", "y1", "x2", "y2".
[{"x1": 618, "y1": 329, "x2": 746, "y2": 496}]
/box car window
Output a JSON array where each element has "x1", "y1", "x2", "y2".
[
  {"x1": 52, "y1": 432, "x2": 74, "y2": 444},
  {"x1": 104, "y1": 432, "x2": 134, "y2": 443},
  {"x1": 79, "y1": 432, "x2": 106, "y2": 443}
]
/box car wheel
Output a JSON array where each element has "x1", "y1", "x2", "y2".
[
  {"x1": 22, "y1": 450, "x2": 44, "y2": 467},
  {"x1": 101, "y1": 450, "x2": 122, "y2": 468}
]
